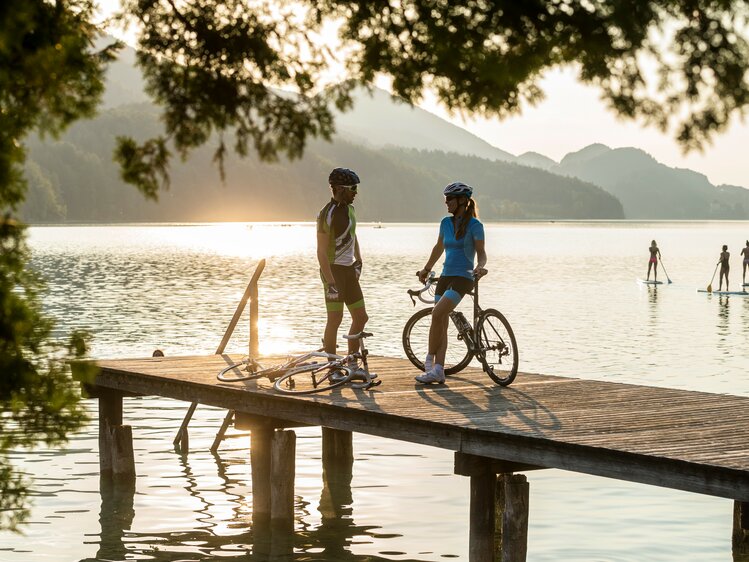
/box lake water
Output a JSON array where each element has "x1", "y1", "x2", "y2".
[{"x1": 3, "y1": 221, "x2": 749, "y2": 561}]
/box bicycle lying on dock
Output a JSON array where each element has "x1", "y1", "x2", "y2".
[
  {"x1": 403, "y1": 272, "x2": 519, "y2": 386},
  {"x1": 217, "y1": 332, "x2": 381, "y2": 395}
]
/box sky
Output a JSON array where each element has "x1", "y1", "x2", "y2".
[
  {"x1": 96, "y1": 1, "x2": 749, "y2": 188},
  {"x1": 417, "y1": 67, "x2": 749, "y2": 188}
]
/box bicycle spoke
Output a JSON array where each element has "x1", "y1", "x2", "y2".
[{"x1": 477, "y1": 309, "x2": 518, "y2": 386}]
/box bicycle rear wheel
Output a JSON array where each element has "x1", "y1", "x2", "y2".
[
  {"x1": 217, "y1": 359, "x2": 267, "y2": 382},
  {"x1": 476, "y1": 308, "x2": 518, "y2": 386},
  {"x1": 402, "y1": 307, "x2": 472, "y2": 375},
  {"x1": 273, "y1": 365, "x2": 353, "y2": 395}
]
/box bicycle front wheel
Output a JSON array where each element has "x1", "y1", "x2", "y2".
[
  {"x1": 273, "y1": 365, "x2": 353, "y2": 395},
  {"x1": 402, "y1": 307, "x2": 472, "y2": 375},
  {"x1": 476, "y1": 308, "x2": 518, "y2": 386}
]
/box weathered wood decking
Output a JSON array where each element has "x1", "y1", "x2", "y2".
[{"x1": 87, "y1": 353, "x2": 749, "y2": 501}]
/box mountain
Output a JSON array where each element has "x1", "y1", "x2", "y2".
[
  {"x1": 516, "y1": 151, "x2": 556, "y2": 170},
  {"x1": 80, "y1": 39, "x2": 749, "y2": 221},
  {"x1": 21, "y1": 102, "x2": 623, "y2": 222},
  {"x1": 555, "y1": 145, "x2": 749, "y2": 219}
]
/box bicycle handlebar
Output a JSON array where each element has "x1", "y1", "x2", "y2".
[{"x1": 407, "y1": 269, "x2": 486, "y2": 306}]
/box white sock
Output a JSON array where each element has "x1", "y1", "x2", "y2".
[
  {"x1": 425, "y1": 354, "x2": 434, "y2": 372},
  {"x1": 434, "y1": 364, "x2": 444, "y2": 375}
]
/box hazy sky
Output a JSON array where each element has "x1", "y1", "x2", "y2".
[
  {"x1": 97, "y1": 1, "x2": 749, "y2": 188},
  {"x1": 417, "y1": 67, "x2": 749, "y2": 188}
]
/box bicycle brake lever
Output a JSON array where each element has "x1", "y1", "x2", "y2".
[{"x1": 407, "y1": 290, "x2": 417, "y2": 306}]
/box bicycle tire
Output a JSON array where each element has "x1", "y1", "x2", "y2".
[
  {"x1": 402, "y1": 307, "x2": 473, "y2": 375},
  {"x1": 217, "y1": 359, "x2": 267, "y2": 382},
  {"x1": 476, "y1": 308, "x2": 518, "y2": 386},
  {"x1": 273, "y1": 365, "x2": 354, "y2": 395}
]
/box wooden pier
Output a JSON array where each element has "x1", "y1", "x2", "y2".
[{"x1": 81, "y1": 352, "x2": 749, "y2": 561}]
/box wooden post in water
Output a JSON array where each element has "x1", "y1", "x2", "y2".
[
  {"x1": 98, "y1": 390, "x2": 135, "y2": 480},
  {"x1": 455, "y1": 452, "x2": 532, "y2": 562},
  {"x1": 110, "y1": 425, "x2": 136, "y2": 479},
  {"x1": 469, "y1": 469, "x2": 497, "y2": 562},
  {"x1": 99, "y1": 391, "x2": 122, "y2": 474},
  {"x1": 496, "y1": 474, "x2": 529, "y2": 562},
  {"x1": 733, "y1": 501, "x2": 749, "y2": 559},
  {"x1": 251, "y1": 426, "x2": 273, "y2": 525},
  {"x1": 270, "y1": 430, "x2": 296, "y2": 532},
  {"x1": 322, "y1": 427, "x2": 353, "y2": 481}
]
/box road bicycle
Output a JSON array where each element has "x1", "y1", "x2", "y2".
[
  {"x1": 217, "y1": 332, "x2": 380, "y2": 395},
  {"x1": 403, "y1": 272, "x2": 519, "y2": 386}
]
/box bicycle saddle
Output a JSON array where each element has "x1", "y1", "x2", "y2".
[{"x1": 343, "y1": 331, "x2": 373, "y2": 340}]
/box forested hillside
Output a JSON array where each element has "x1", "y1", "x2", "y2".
[
  {"x1": 522, "y1": 144, "x2": 749, "y2": 220},
  {"x1": 21, "y1": 103, "x2": 623, "y2": 222}
]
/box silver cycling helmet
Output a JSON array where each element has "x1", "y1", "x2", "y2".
[{"x1": 443, "y1": 181, "x2": 473, "y2": 198}]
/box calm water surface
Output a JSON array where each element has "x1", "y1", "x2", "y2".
[{"x1": 3, "y1": 221, "x2": 749, "y2": 561}]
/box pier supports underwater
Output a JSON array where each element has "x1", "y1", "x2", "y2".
[
  {"x1": 96, "y1": 389, "x2": 135, "y2": 480},
  {"x1": 455, "y1": 452, "x2": 532, "y2": 562}
]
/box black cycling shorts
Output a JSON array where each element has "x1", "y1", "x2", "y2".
[
  {"x1": 322, "y1": 264, "x2": 365, "y2": 312},
  {"x1": 435, "y1": 275, "x2": 473, "y2": 305}
]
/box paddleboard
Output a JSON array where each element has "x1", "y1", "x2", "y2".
[
  {"x1": 697, "y1": 289, "x2": 749, "y2": 296},
  {"x1": 637, "y1": 279, "x2": 663, "y2": 285}
]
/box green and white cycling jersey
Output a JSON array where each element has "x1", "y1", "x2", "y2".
[{"x1": 316, "y1": 198, "x2": 357, "y2": 266}]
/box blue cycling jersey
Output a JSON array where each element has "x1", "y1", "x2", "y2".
[{"x1": 439, "y1": 216, "x2": 485, "y2": 279}]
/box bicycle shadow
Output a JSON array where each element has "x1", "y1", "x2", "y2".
[{"x1": 412, "y1": 374, "x2": 562, "y2": 438}]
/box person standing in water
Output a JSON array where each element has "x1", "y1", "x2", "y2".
[
  {"x1": 415, "y1": 182, "x2": 487, "y2": 384},
  {"x1": 647, "y1": 240, "x2": 661, "y2": 282},
  {"x1": 741, "y1": 241, "x2": 749, "y2": 286},
  {"x1": 718, "y1": 245, "x2": 730, "y2": 291}
]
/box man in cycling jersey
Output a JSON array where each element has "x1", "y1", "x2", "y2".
[{"x1": 316, "y1": 167, "x2": 368, "y2": 368}]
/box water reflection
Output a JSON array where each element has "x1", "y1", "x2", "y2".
[
  {"x1": 79, "y1": 478, "x2": 135, "y2": 562},
  {"x1": 79, "y1": 451, "x2": 417, "y2": 562},
  {"x1": 717, "y1": 296, "x2": 732, "y2": 358}
]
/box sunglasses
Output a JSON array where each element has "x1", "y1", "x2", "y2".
[
  {"x1": 445, "y1": 195, "x2": 459, "y2": 201},
  {"x1": 339, "y1": 184, "x2": 358, "y2": 193}
]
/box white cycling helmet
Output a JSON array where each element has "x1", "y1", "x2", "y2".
[{"x1": 443, "y1": 181, "x2": 473, "y2": 198}]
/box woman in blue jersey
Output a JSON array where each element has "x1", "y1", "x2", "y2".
[{"x1": 414, "y1": 182, "x2": 487, "y2": 384}]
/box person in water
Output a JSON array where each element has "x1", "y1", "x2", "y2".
[
  {"x1": 415, "y1": 181, "x2": 487, "y2": 384},
  {"x1": 718, "y1": 245, "x2": 730, "y2": 292},
  {"x1": 741, "y1": 240, "x2": 749, "y2": 286},
  {"x1": 647, "y1": 240, "x2": 661, "y2": 282}
]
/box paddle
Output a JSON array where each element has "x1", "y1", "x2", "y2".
[
  {"x1": 660, "y1": 257, "x2": 673, "y2": 284},
  {"x1": 707, "y1": 263, "x2": 719, "y2": 293}
]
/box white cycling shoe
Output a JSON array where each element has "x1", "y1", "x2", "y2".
[{"x1": 415, "y1": 368, "x2": 445, "y2": 384}]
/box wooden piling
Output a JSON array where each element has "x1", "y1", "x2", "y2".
[
  {"x1": 469, "y1": 469, "x2": 497, "y2": 562},
  {"x1": 99, "y1": 391, "x2": 122, "y2": 474},
  {"x1": 496, "y1": 474, "x2": 529, "y2": 562},
  {"x1": 270, "y1": 430, "x2": 296, "y2": 531},
  {"x1": 733, "y1": 501, "x2": 749, "y2": 559},
  {"x1": 251, "y1": 426, "x2": 273, "y2": 523},
  {"x1": 322, "y1": 427, "x2": 353, "y2": 481},
  {"x1": 110, "y1": 425, "x2": 136, "y2": 479}
]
